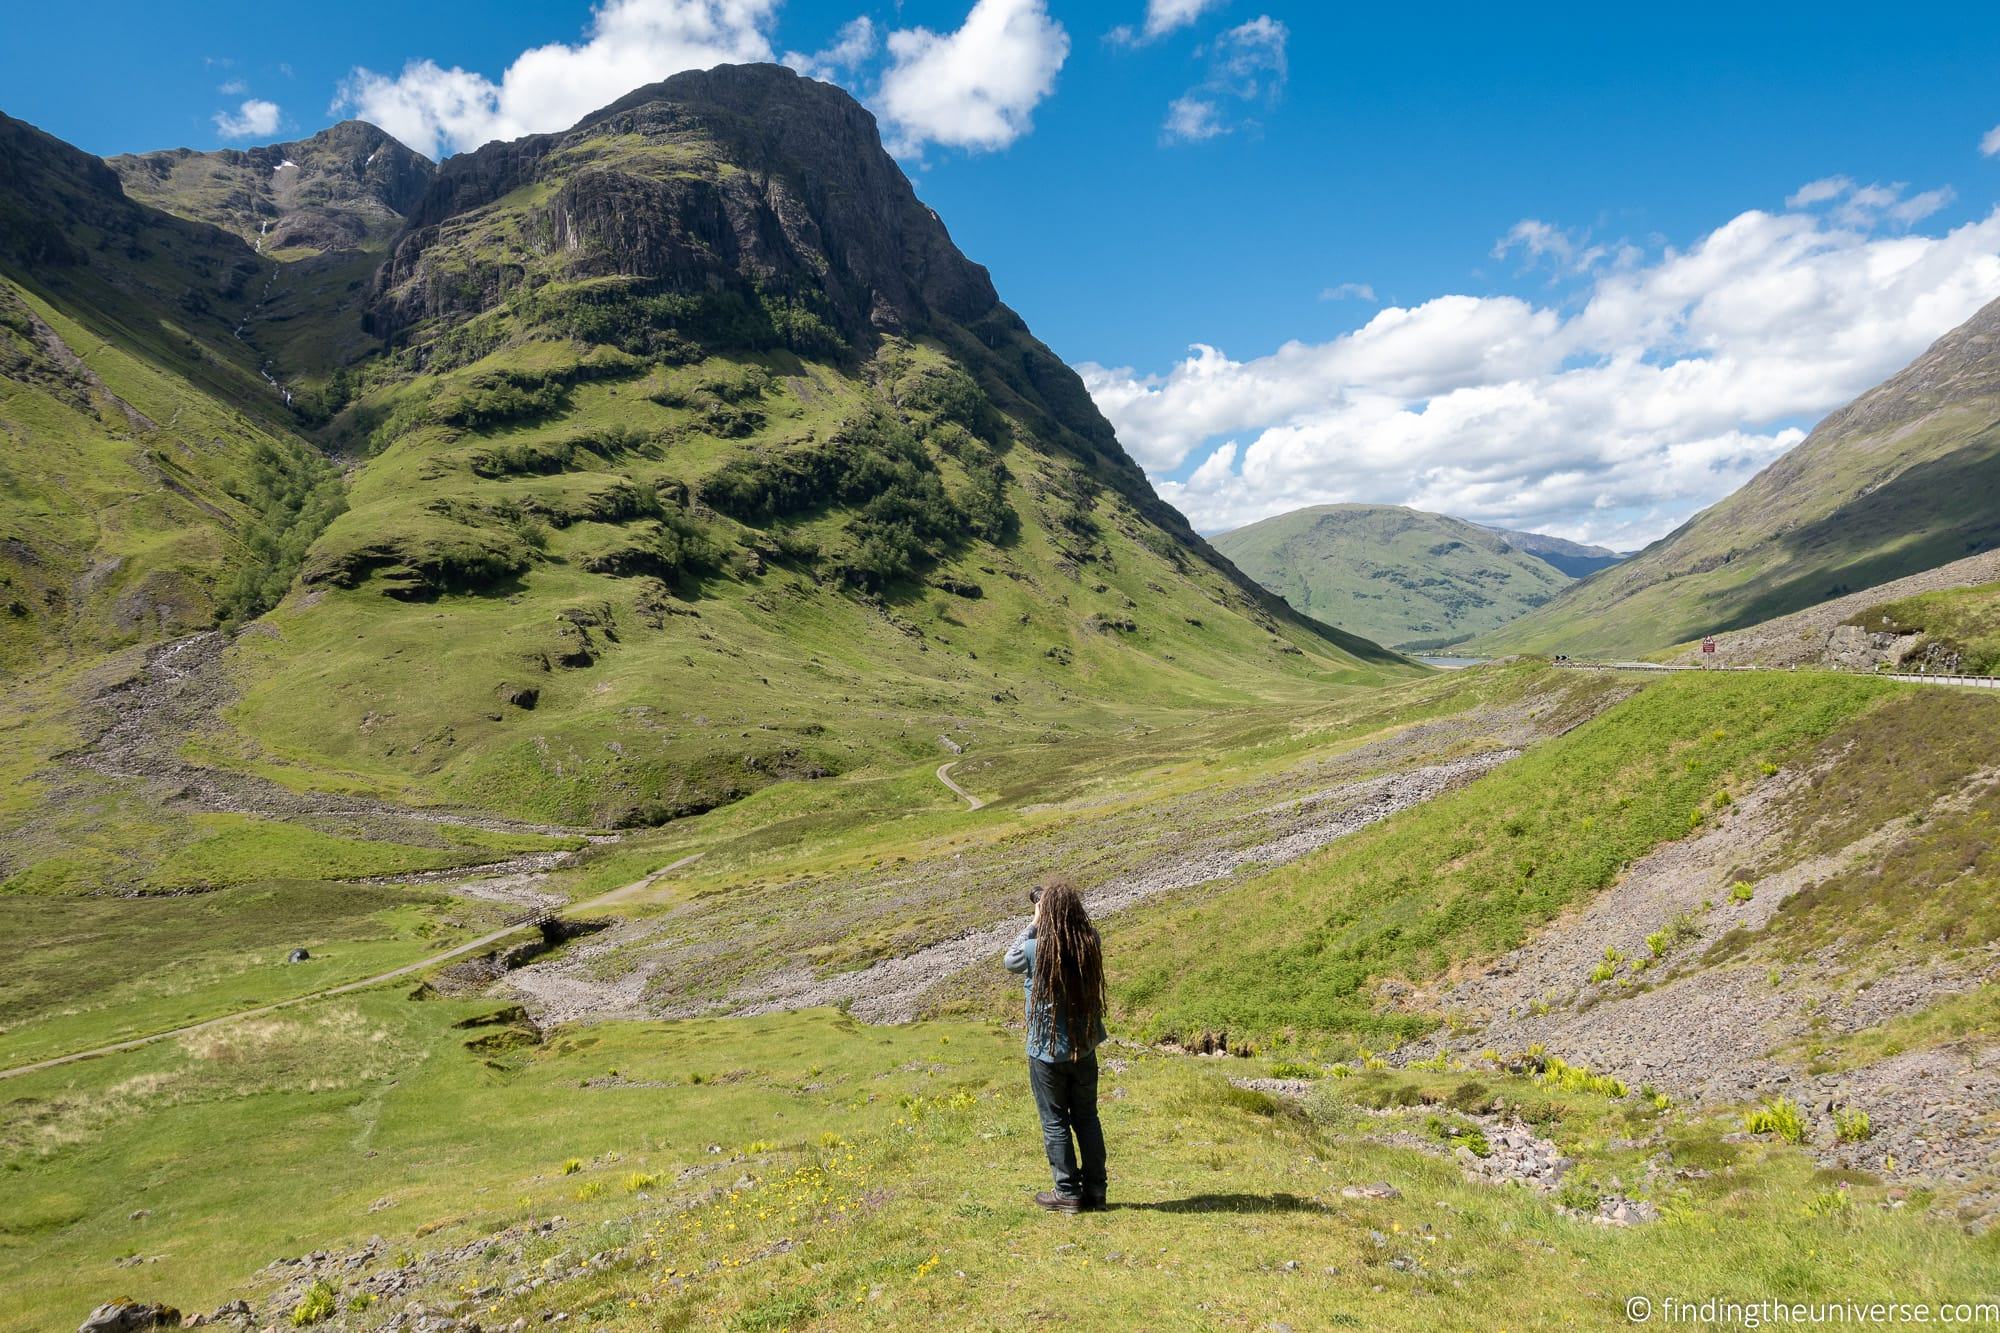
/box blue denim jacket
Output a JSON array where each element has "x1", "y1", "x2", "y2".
[{"x1": 1003, "y1": 925, "x2": 1107, "y2": 1063}]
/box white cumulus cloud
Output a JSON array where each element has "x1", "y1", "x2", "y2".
[
  {"x1": 876, "y1": 0, "x2": 1069, "y2": 155},
  {"x1": 213, "y1": 98, "x2": 281, "y2": 140},
  {"x1": 334, "y1": 0, "x2": 780, "y2": 159},
  {"x1": 1080, "y1": 187, "x2": 2000, "y2": 549},
  {"x1": 781, "y1": 16, "x2": 877, "y2": 81},
  {"x1": 1982, "y1": 124, "x2": 2000, "y2": 156},
  {"x1": 1110, "y1": 0, "x2": 1230, "y2": 45}
]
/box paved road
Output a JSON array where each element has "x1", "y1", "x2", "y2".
[
  {"x1": 1555, "y1": 661, "x2": 2000, "y2": 690},
  {"x1": 0, "y1": 852, "x2": 705, "y2": 1083},
  {"x1": 936, "y1": 761, "x2": 987, "y2": 810}
]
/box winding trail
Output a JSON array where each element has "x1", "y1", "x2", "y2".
[
  {"x1": 936, "y1": 761, "x2": 986, "y2": 811},
  {"x1": 0, "y1": 853, "x2": 705, "y2": 1082}
]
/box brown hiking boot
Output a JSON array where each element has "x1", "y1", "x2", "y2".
[{"x1": 1035, "y1": 1191, "x2": 1084, "y2": 1213}]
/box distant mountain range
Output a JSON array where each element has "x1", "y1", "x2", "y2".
[
  {"x1": 1212, "y1": 504, "x2": 1623, "y2": 651},
  {"x1": 1469, "y1": 523, "x2": 1627, "y2": 579}
]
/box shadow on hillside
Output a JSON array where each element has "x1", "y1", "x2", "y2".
[
  {"x1": 1110, "y1": 1193, "x2": 1332, "y2": 1215},
  {"x1": 1714, "y1": 430, "x2": 2000, "y2": 635}
]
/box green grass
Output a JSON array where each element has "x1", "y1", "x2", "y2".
[
  {"x1": 1108, "y1": 671, "x2": 1891, "y2": 1046},
  {"x1": 4, "y1": 1005, "x2": 1993, "y2": 1332},
  {"x1": 490, "y1": 1049, "x2": 1994, "y2": 1330},
  {"x1": 145, "y1": 813, "x2": 563, "y2": 892},
  {"x1": 0, "y1": 666, "x2": 1996, "y2": 1327},
  {"x1": 0, "y1": 654, "x2": 1515, "y2": 1079},
  {"x1": 0, "y1": 888, "x2": 503, "y2": 1069}
]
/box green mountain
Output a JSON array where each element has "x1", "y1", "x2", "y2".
[
  {"x1": 1212, "y1": 503, "x2": 1602, "y2": 650},
  {"x1": 0, "y1": 110, "x2": 353, "y2": 671},
  {"x1": 9, "y1": 65, "x2": 2000, "y2": 1330},
  {"x1": 0, "y1": 65, "x2": 1407, "y2": 837},
  {"x1": 1477, "y1": 295, "x2": 2000, "y2": 656}
]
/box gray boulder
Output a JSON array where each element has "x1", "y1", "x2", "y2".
[{"x1": 79, "y1": 1302, "x2": 180, "y2": 1332}]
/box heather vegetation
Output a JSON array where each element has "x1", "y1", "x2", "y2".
[{"x1": 1108, "y1": 672, "x2": 1889, "y2": 1045}]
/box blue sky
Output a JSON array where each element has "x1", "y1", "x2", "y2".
[{"x1": 7, "y1": 1, "x2": 2000, "y2": 545}]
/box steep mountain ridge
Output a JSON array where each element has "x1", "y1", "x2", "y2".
[
  {"x1": 0, "y1": 112, "x2": 338, "y2": 668},
  {"x1": 1213, "y1": 503, "x2": 1584, "y2": 650},
  {"x1": 373, "y1": 67, "x2": 993, "y2": 348},
  {"x1": 1, "y1": 65, "x2": 1407, "y2": 838},
  {"x1": 1479, "y1": 295, "x2": 2000, "y2": 656}
]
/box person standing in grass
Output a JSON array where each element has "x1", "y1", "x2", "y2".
[{"x1": 1004, "y1": 879, "x2": 1109, "y2": 1213}]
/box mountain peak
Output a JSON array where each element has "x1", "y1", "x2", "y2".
[
  {"x1": 107, "y1": 120, "x2": 433, "y2": 253},
  {"x1": 381, "y1": 62, "x2": 995, "y2": 350}
]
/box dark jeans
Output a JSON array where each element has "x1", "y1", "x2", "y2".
[{"x1": 1027, "y1": 1053, "x2": 1107, "y2": 1202}]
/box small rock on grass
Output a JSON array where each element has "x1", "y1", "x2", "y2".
[{"x1": 1341, "y1": 1183, "x2": 1402, "y2": 1200}]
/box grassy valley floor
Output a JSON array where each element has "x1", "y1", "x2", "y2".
[
  {"x1": 4, "y1": 1006, "x2": 1994, "y2": 1330},
  {"x1": 4, "y1": 664, "x2": 1999, "y2": 1328}
]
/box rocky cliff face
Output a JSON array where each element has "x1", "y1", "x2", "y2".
[
  {"x1": 363, "y1": 65, "x2": 1263, "y2": 577},
  {"x1": 375, "y1": 65, "x2": 993, "y2": 346},
  {"x1": 109, "y1": 121, "x2": 433, "y2": 254}
]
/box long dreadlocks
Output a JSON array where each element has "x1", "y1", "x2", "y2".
[{"x1": 1029, "y1": 880, "x2": 1105, "y2": 1053}]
